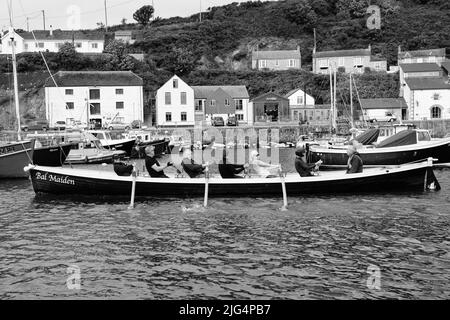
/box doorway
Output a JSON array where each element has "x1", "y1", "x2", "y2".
[{"x1": 264, "y1": 103, "x2": 279, "y2": 122}]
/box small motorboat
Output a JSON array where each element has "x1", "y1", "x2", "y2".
[{"x1": 89, "y1": 130, "x2": 136, "y2": 156}]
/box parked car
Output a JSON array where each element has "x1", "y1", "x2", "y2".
[
  {"x1": 227, "y1": 116, "x2": 238, "y2": 127},
  {"x1": 67, "y1": 120, "x2": 88, "y2": 130},
  {"x1": 21, "y1": 120, "x2": 49, "y2": 132},
  {"x1": 53, "y1": 121, "x2": 67, "y2": 130},
  {"x1": 211, "y1": 117, "x2": 225, "y2": 127},
  {"x1": 367, "y1": 112, "x2": 398, "y2": 123},
  {"x1": 106, "y1": 121, "x2": 131, "y2": 131}
]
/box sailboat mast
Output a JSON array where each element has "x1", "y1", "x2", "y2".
[
  {"x1": 333, "y1": 68, "x2": 337, "y2": 130},
  {"x1": 350, "y1": 72, "x2": 354, "y2": 128},
  {"x1": 329, "y1": 68, "x2": 334, "y2": 131},
  {"x1": 10, "y1": 28, "x2": 21, "y2": 140}
]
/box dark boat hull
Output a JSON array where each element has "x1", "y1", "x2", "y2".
[
  {"x1": 33, "y1": 144, "x2": 74, "y2": 167},
  {"x1": 130, "y1": 139, "x2": 172, "y2": 159},
  {"x1": 0, "y1": 141, "x2": 33, "y2": 179},
  {"x1": 309, "y1": 140, "x2": 450, "y2": 169},
  {"x1": 102, "y1": 140, "x2": 135, "y2": 156},
  {"x1": 29, "y1": 163, "x2": 433, "y2": 198}
]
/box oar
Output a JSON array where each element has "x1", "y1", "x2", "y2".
[
  {"x1": 204, "y1": 164, "x2": 210, "y2": 208},
  {"x1": 279, "y1": 165, "x2": 288, "y2": 211},
  {"x1": 128, "y1": 164, "x2": 137, "y2": 210}
]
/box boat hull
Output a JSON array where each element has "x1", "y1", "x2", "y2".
[
  {"x1": 102, "y1": 139, "x2": 136, "y2": 156},
  {"x1": 308, "y1": 139, "x2": 450, "y2": 169},
  {"x1": 33, "y1": 144, "x2": 74, "y2": 167},
  {"x1": 29, "y1": 162, "x2": 434, "y2": 198},
  {"x1": 0, "y1": 141, "x2": 33, "y2": 179}
]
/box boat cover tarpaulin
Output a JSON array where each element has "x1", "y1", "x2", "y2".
[
  {"x1": 376, "y1": 130, "x2": 417, "y2": 148},
  {"x1": 355, "y1": 129, "x2": 380, "y2": 145}
]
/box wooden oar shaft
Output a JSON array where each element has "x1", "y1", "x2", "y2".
[
  {"x1": 128, "y1": 166, "x2": 137, "y2": 209},
  {"x1": 204, "y1": 166, "x2": 209, "y2": 208}
]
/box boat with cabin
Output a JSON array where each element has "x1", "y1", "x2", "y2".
[
  {"x1": 307, "y1": 129, "x2": 450, "y2": 169},
  {"x1": 88, "y1": 130, "x2": 136, "y2": 156}
]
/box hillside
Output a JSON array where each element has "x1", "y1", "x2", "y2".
[{"x1": 0, "y1": 0, "x2": 448, "y2": 127}]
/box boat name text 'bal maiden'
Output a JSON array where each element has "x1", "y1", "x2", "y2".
[{"x1": 35, "y1": 172, "x2": 75, "y2": 186}]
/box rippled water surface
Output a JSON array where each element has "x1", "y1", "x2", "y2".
[{"x1": 0, "y1": 152, "x2": 449, "y2": 299}]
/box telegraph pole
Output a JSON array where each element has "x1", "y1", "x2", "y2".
[
  {"x1": 104, "y1": 0, "x2": 108, "y2": 32},
  {"x1": 199, "y1": 0, "x2": 202, "y2": 22},
  {"x1": 26, "y1": 17, "x2": 29, "y2": 32},
  {"x1": 42, "y1": 10, "x2": 46, "y2": 30}
]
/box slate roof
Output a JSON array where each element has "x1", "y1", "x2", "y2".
[
  {"x1": 405, "y1": 77, "x2": 450, "y2": 90},
  {"x1": 44, "y1": 71, "x2": 143, "y2": 87},
  {"x1": 192, "y1": 86, "x2": 249, "y2": 99},
  {"x1": 360, "y1": 98, "x2": 408, "y2": 110},
  {"x1": 313, "y1": 48, "x2": 371, "y2": 58},
  {"x1": 399, "y1": 63, "x2": 442, "y2": 73},
  {"x1": 252, "y1": 50, "x2": 301, "y2": 60},
  {"x1": 15, "y1": 30, "x2": 104, "y2": 41},
  {"x1": 441, "y1": 61, "x2": 450, "y2": 73},
  {"x1": 398, "y1": 48, "x2": 446, "y2": 59}
]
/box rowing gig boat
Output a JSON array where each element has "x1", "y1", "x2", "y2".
[{"x1": 25, "y1": 159, "x2": 440, "y2": 198}]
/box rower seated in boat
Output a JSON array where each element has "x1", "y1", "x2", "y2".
[
  {"x1": 346, "y1": 145, "x2": 363, "y2": 174},
  {"x1": 219, "y1": 150, "x2": 248, "y2": 179},
  {"x1": 181, "y1": 147, "x2": 208, "y2": 178},
  {"x1": 294, "y1": 147, "x2": 322, "y2": 177},
  {"x1": 145, "y1": 145, "x2": 172, "y2": 178},
  {"x1": 250, "y1": 150, "x2": 279, "y2": 178}
]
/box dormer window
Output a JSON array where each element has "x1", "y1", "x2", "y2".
[{"x1": 433, "y1": 93, "x2": 440, "y2": 100}]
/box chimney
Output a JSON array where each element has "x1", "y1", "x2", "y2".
[
  {"x1": 398, "y1": 45, "x2": 402, "y2": 54},
  {"x1": 49, "y1": 25, "x2": 53, "y2": 37},
  {"x1": 297, "y1": 45, "x2": 301, "y2": 52},
  {"x1": 368, "y1": 44, "x2": 371, "y2": 53}
]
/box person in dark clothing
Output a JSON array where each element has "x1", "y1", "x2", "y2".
[
  {"x1": 181, "y1": 148, "x2": 207, "y2": 178},
  {"x1": 218, "y1": 151, "x2": 247, "y2": 179},
  {"x1": 346, "y1": 146, "x2": 363, "y2": 174},
  {"x1": 294, "y1": 147, "x2": 322, "y2": 177},
  {"x1": 145, "y1": 145, "x2": 172, "y2": 178}
]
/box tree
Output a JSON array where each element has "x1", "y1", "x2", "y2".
[
  {"x1": 55, "y1": 42, "x2": 82, "y2": 70},
  {"x1": 121, "y1": 18, "x2": 127, "y2": 25},
  {"x1": 164, "y1": 48, "x2": 197, "y2": 75},
  {"x1": 133, "y1": 5, "x2": 154, "y2": 27},
  {"x1": 103, "y1": 39, "x2": 135, "y2": 71}
]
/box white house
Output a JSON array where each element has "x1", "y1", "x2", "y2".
[
  {"x1": 398, "y1": 47, "x2": 446, "y2": 66},
  {"x1": 285, "y1": 88, "x2": 315, "y2": 121},
  {"x1": 403, "y1": 77, "x2": 450, "y2": 120},
  {"x1": 1, "y1": 29, "x2": 104, "y2": 55},
  {"x1": 252, "y1": 47, "x2": 302, "y2": 71},
  {"x1": 360, "y1": 98, "x2": 408, "y2": 121},
  {"x1": 399, "y1": 63, "x2": 443, "y2": 97},
  {"x1": 155, "y1": 75, "x2": 195, "y2": 127},
  {"x1": 44, "y1": 71, "x2": 144, "y2": 127}
]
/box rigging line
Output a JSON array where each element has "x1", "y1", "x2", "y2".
[{"x1": 352, "y1": 75, "x2": 368, "y2": 128}]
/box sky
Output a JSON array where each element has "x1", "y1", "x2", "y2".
[{"x1": 0, "y1": 0, "x2": 272, "y2": 31}]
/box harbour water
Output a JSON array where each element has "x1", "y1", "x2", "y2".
[{"x1": 0, "y1": 150, "x2": 449, "y2": 300}]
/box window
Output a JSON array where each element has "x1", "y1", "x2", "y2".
[
  {"x1": 195, "y1": 100, "x2": 204, "y2": 112},
  {"x1": 75, "y1": 42, "x2": 82, "y2": 48},
  {"x1": 173, "y1": 79, "x2": 178, "y2": 88},
  {"x1": 89, "y1": 89, "x2": 100, "y2": 100},
  {"x1": 65, "y1": 89, "x2": 73, "y2": 95},
  {"x1": 36, "y1": 42, "x2": 44, "y2": 48},
  {"x1": 433, "y1": 93, "x2": 440, "y2": 100},
  {"x1": 66, "y1": 102, "x2": 74, "y2": 110},
  {"x1": 375, "y1": 62, "x2": 381, "y2": 71},
  {"x1": 259, "y1": 60, "x2": 267, "y2": 68},
  {"x1": 165, "y1": 112, "x2": 172, "y2": 122},
  {"x1": 428, "y1": 56, "x2": 436, "y2": 63},
  {"x1": 319, "y1": 59, "x2": 328, "y2": 68},
  {"x1": 92, "y1": 43, "x2": 98, "y2": 49},
  {"x1": 289, "y1": 59, "x2": 295, "y2": 67},
  {"x1": 24, "y1": 43, "x2": 28, "y2": 50},
  {"x1": 181, "y1": 92, "x2": 187, "y2": 105},
  {"x1": 210, "y1": 100, "x2": 216, "y2": 107},
  {"x1": 116, "y1": 102, "x2": 124, "y2": 109},
  {"x1": 338, "y1": 57, "x2": 345, "y2": 66},
  {"x1": 181, "y1": 112, "x2": 187, "y2": 122},
  {"x1": 235, "y1": 99, "x2": 243, "y2": 111},
  {"x1": 8, "y1": 40, "x2": 17, "y2": 47},
  {"x1": 275, "y1": 60, "x2": 279, "y2": 66},
  {"x1": 297, "y1": 96, "x2": 304, "y2": 105},
  {"x1": 236, "y1": 114, "x2": 244, "y2": 121},
  {"x1": 354, "y1": 57, "x2": 362, "y2": 66},
  {"x1": 90, "y1": 103, "x2": 101, "y2": 115},
  {"x1": 165, "y1": 92, "x2": 171, "y2": 105},
  {"x1": 116, "y1": 89, "x2": 124, "y2": 95},
  {"x1": 431, "y1": 105, "x2": 442, "y2": 119},
  {"x1": 225, "y1": 99, "x2": 230, "y2": 106}
]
